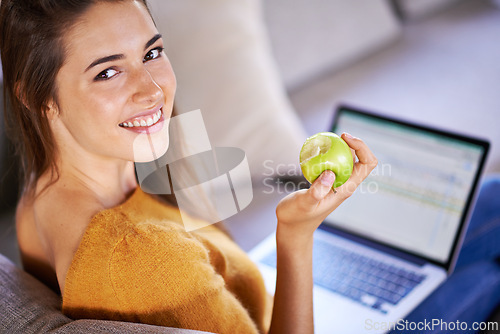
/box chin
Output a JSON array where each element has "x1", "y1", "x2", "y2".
[{"x1": 132, "y1": 117, "x2": 170, "y2": 163}]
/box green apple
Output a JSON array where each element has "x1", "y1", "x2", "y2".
[{"x1": 299, "y1": 132, "x2": 353, "y2": 189}]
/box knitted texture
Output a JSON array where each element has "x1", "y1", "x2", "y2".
[{"x1": 62, "y1": 188, "x2": 272, "y2": 334}]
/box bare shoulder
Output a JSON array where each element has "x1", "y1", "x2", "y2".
[
  {"x1": 15, "y1": 193, "x2": 59, "y2": 289},
  {"x1": 19, "y1": 181, "x2": 103, "y2": 294}
]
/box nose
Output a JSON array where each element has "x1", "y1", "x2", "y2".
[{"x1": 131, "y1": 67, "x2": 163, "y2": 106}]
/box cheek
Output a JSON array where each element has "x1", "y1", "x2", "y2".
[
  {"x1": 57, "y1": 79, "x2": 112, "y2": 122},
  {"x1": 59, "y1": 93, "x2": 121, "y2": 135},
  {"x1": 152, "y1": 61, "x2": 177, "y2": 95},
  {"x1": 158, "y1": 73, "x2": 176, "y2": 97}
]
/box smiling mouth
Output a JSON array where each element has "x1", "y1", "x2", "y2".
[{"x1": 119, "y1": 109, "x2": 163, "y2": 128}]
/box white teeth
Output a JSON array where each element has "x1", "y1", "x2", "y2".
[{"x1": 121, "y1": 109, "x2": 163, "y2": 128}]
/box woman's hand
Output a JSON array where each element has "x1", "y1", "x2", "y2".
[
  {"x1": 269, "y1": 133, "x2": 377, "y2": 334},
  {"x1": 276, "y1": 133, "x2": 378, "y2": 239}
]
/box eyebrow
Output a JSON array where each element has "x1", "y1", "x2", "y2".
[{"x1": 85, "y1": 34, "x2": 163, "y2": 72}]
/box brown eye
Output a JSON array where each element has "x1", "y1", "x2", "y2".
[
  {"x1": 94, "y1": 68, "x2": 119, "y2": 81},
  {"x1": 144, "y1": 47, "x2": 163, "y2": 62}
]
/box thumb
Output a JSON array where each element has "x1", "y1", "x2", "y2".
[{"x1": 306, "y1": 170, "x2": 335, "y2": 204}]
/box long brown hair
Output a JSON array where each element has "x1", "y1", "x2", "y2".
[
  {"x1": 0, "y1": 1, "x2": 230, "y2": 234},
  {"x1": 0, "y1": 0, "x2": 150, "y2": 198}
]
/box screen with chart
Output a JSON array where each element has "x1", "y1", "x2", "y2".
[{"x1": 325, "y1": 107, "x2": 487, "y2": 264}]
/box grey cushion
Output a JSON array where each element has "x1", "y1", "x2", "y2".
[{"x1": 0, "y1": 253, "x2": 211, "y2": 333}]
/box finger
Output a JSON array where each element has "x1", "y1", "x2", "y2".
[
  {"x1": 333, "y1": 134, "x2": 378, "y2": 198},
  {"x1": 341, "y1": 133, "x2": 377, "y2": 168},
  {"x1": 337, "y1": 163, "x2": 373, "y2": 197},
  {"x1": 350, "y1": 147, "x2": 356, "y2": 164},
  {"x1": 302, "y1": 170, "x2": 336, "y2": 206}
]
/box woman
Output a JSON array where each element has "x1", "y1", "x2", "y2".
[{"x1": 0, "y1": 0, "x2": 377, "y2": 333}]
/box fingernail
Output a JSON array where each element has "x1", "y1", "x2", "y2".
[
  {"x1": 321, "y1": 170, "x2": 336, "y2": 186},
  {"x1": 343, "y1": 132, "x2": 354, "y2": 139}
]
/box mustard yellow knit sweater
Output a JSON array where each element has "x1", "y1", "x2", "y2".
[{"x1": 62, "y1": 187, "x2": 272, "y2": 334}]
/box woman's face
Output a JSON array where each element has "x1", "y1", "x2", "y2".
[{"x1": 52, "y1": 0, "x2": 175, "y2": 163}]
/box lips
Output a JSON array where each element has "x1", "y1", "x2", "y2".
[{"x1": 119, "y1": 108, "x2": 163, "y2": 128}]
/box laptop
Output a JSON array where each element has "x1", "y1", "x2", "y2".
[{"x1": 249, "y1": 105, "x2": 490, "y2": 333}]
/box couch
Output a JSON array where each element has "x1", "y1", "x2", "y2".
[
  {"x1": 2, "y1": 0, "x2": 500, "y2": 332},
  {"x1": 0, "y1": 253, "x2": 212, "y2": 333}
]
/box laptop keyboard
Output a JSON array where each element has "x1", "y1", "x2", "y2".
[{"x1": 261, "y1": 238, "x2": 427, "y2": 314}]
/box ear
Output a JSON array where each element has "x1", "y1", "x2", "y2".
[
  {"x1": 45, "y1": 99, "x2": 60, "y2": 121},
  {"x1": 15, "y1": 81, "x2": 60, "y2": 120}
]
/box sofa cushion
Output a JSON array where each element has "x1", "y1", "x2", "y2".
[
  {"x1": 263, "y1": 0, "x2": 401, "y2": 89},
  {"x1": 0, "y1": 254, "x2": 211, "y2": 333},
  {"x1": 394, "y1": 0, "x2": 462, "y2": 21}
]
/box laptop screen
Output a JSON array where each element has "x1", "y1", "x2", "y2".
[{"x1": 325, "y1": 106, "x2": 489, "y2": 268}]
